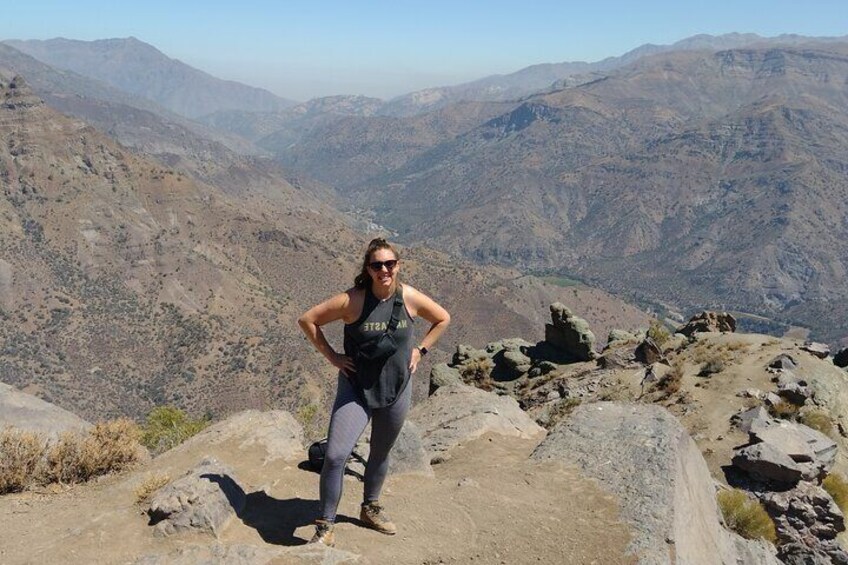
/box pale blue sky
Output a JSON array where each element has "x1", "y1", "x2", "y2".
[{"x1": 3, "y1": 1, "x2": 846, "y2": 100}]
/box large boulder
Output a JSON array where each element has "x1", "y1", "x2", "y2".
[
  {"x1": 634, "y1": 338, "x2": 663, "y2": 365},
  {"x1": 0, "y1": 381, "x2": 90, "y2": 438},
  {"x1": 676, "y1": 311, "x2": 737, "y2": 337},
  {"x1": 531, "y1": 402, "x2": 780, "y2": 565},
  {"x1": 802, "y1": 342, "x2": 831, "y2": 359},
  {"x1": 411, "y1": 383, "x2": 544, "y2": 459},
  {"x1": 731, "y1": 443, "x2": 805, "y2": 485},
  {"x1": 544, "y1": 303, "x2": 596, "y2": 361},
  {"x1": 177, "y1": 410, "x2": 303, "y2": 463},
  {"x1": 146, "y1": 458, "x2": 246, "y2": 537},
  {"x1": 428, "y1": 363, "x2": 462, "y2": 395},
  {"x1": 750, "y1": 418, "x2": 837, "y2": 476}
]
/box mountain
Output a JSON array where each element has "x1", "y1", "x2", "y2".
[
  {"x1": 380, "y1": 33, "x2": 848, "y2": 116},
  {"x1": 4, "y1": 37, "x2": 297, "y2": 118},
  {"x1": 272, "y1": 44, "x2": 848, "y2": 345},
  {"x1": 0, "y1": 74, "x2": 651, "y2": 423}
]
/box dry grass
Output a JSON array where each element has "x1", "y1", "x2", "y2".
[
  {"x1": 717, "y1": 489, "x2": 777, "y2": 543},
  {"x1": 0, "y1": 420, "x2": 144, "y2": 493},
  {"x1": 656, "y1": 363, "x2": 684, "y2": 396},
  {"x1": 698, "y1": 358, "x2": 726, "y2": 377},
  {"x1": 823, "y1": 473, "x2": 848, "y2": 514},
  {"x1": 800, "y1": 410, "x2": 834, "y2": 436},
  {"x1": 461, "y1": 358, "x2": 495, "y2": 391},
  {"x1": 135, "y1": 472, "x2": 171, "y2": 505},
  {"x1": 0, "y1": 428, "x2": 44, "y2": 494},
  {"x1": 647, "y1": 320, "x2": 670, "y2": 347},
  {"x1": 768, "y1": 400, "x2": 800, "y2": 420}
]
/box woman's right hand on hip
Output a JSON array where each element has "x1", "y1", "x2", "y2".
[{"x1": 329, "y1": 352, "x2": 356, "y2": 377}]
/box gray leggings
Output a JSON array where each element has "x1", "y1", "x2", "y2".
[{"x1": 319, "y1": 373, "x2": 412, "y2": 522}]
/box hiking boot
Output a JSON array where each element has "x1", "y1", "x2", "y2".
[
  {"x1": 360, "y1": 501, "x2": 397, "y2": 535},
  {"x1": 309, "y1": 519, "x2": 335, "y2": 546}
]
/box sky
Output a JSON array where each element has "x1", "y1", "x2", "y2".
[{"x1": 2, "y1": 0, "x2": 846, "y2": 101}]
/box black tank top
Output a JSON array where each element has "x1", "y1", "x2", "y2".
[{"x1": 344, "y1": 284, "x2": 415, "y2": 407}]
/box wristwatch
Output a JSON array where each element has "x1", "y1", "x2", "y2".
[{"x1": 417, "y1": 346, "x2": 428, "y2": 356}]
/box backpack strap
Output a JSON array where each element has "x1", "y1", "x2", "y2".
[{"x1": 386, "y1": 285, "x2": 405, "y2": 334}]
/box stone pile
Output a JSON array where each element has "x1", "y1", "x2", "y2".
[{"x1": 676, "y1": 311, "x2": 737, "y2": 337}]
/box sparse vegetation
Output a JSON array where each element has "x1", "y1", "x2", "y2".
[
  {"x1": 134, "y1": 472, "x2": 171, "y2": 505},
  {"x1": 823, "y1": 473, "x2": 848, "y2": 514},
  {"x1": 768, "y1": 400, "x2": 800, "y2": 420},
  {"x1": 799, "y1": 410, "x2": 834, "y2": 436},
  {"x1": 296, "y1": 403, "x2": 320, "y2": 439},
  {"x1": 1, "y1": 421, "x2": 143, "y2": 493},
  {"x1": 717, "y1": 488, "x2": 777, "y2": 543},
  {"x1": 647, "y1": 320, "x2": 670, "y2": 347},
  {"x1": 656, "y1": 363, "x2": 684, "y2": 395},
  {"x1": 545, "y1": 397, "x2": 581, "y2": 429},
  {"x1": 698, "y1": 358, "x2": 726, "y2": 377},
  {"x1": 141, "y1": 406, "x2": 209, "y2": 454},
  {"x1": 460, "y1": 358, "x2": 495, "y2": 391}
]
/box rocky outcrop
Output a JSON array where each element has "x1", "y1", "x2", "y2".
[
  {"x1": 676, "y1": 311, "x2": 737, "y2": 337},
  {"x1": 177, "y1": 410, "x2": 303, "y2": 463},
  {"x1": 802, "y1": 342, "x2": 831, "y2": 359},
  {"x1": 634, "y1": 338, "x2": 663, "y2": 365},
  {"x1": 531, "y1": 402, "x2": 779, "y2": 564},
  {"x1": 428, "y1": 363, "x2": 463, "y2": 395},
  {"x1": 146, "y1": 458, "x2": 246, "y2": 537},
  {"x1": 759, "y1": 482, "x2": 848, "y2": 564},
  {"x1": 732, "y1": 443, "x2": 805, "y2": 484},
  {"x1": 411, "y1": 383, "x2": 544, "y2": 459},
  {"x1": 0, "y1": 381, "x2": 91, "y2": 438},
  {"x1": 544, "y1": 303, "x2": 596, "y2": 361},
  {"x1": 749, "y1": 418, "x2": 837, "y2": 478},
  {"x1": 769, "y1": 354, "x2": 798, "y2": 371}
]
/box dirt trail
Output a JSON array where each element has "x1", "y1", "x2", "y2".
[{"x1": 0, "y1": 434, "x2": 633, "y2": 564}]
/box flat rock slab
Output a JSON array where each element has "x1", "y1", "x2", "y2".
[
  {"x1": 0, "y1": 381, "x2": 91, "y2": 438},
  {"x1": 135, "y1": 543, "x2": 359, "y2": 564},
  {"x1": 532, "y1": 402, "x2": 780, "y2": 565},
  {"x1": 750, "y1": 418, "x2": 837, "y2": 469},
  {"x1": 802, "y1": 342, "x2": 831, "y2": 359},
  {"x1": 178, "y1": 410, "x2": 304, "y2": 463},
  {"x1": 411, "y1": 383, "x2": 544, "y2": 458},
  {"x1": 732, "y1": 442, "x2": 804, "y2": 484},
  {"x1": 146, "y1": 458, "x2": 246, "y2": 537}
]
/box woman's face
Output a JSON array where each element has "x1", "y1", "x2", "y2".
[{"x1": 367, "y1": 248, "x2": 399, "y2": 289}]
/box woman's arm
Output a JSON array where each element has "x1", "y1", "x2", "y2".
[
  {"x1": 297, "y1": 291, "x2": 357, "y2": 376},
  {"x1": 404, "y1": 285, "x2": 451, "y2": 374}
]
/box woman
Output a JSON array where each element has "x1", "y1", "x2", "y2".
[{"x1": 297, "y1": 238, "x2": 450, "y2": 546}]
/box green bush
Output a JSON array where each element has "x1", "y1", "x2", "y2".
[
  {"x1": 823, "y1": 473, "x2": 848, "y2": 513},
  {"x1": 647, "y1": 320, "x2": 670, "y2": 347},
  {"x1": 717, "y1": 489, "x2": 776, "y2": 543},
  {"x1": 141, "y1": 406, "x2": 209, "y2": 454}
]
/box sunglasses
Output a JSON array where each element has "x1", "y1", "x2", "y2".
[{"x1": 368, "y1": 259, "x2": 398, "y2": 271}]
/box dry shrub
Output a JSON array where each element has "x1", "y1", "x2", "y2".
[
  {"x1": 45, "y1": 419, "x2": 142, "y2": 484},
  {"x1": 545, "y1": 397, "x2": 581, "y2": 429},
  {"x1": 647, "y1": 320, "x2": 670, "y2": 347},
  {"x1": 768, "y1": 400, "x2": 800, "y2": 420},
  {"x1": 461, "y1": 358, "x2": 495, "y2": 391},
  {"x1": 823, "y1": 473, "x2": 848, "y2": 513},
  {"x1": 135, "y1": 472, "x2": 171, "y2": 505},
  {"x1": 717, "y1": 488, "x2": 777, "y2": 543},
  {"x1": 800, "y1": 410, "x2": 834, "y2": 436},
  {"x1": 698, "y1": 358, "x2": 726, "y2": 377},
  {"x1": 0, "y1": 428, "x2": 44, "y2": 494},
  {"x1": 656, "y1": 363, "x2": 684, "y2": 395}
]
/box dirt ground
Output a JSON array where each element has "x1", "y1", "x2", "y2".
[{"x1": 0, "y1": 433, "x2": 634, "y2": 564}]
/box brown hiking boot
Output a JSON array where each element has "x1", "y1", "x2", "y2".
[
  {"x1": 308, "y1": 519, "x2": 335, "y2": 546},
  {"x1": 360, "y1": 501, "x2": 397, "y2": 535}
]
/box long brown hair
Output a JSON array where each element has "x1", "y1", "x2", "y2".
[{"x1": 354, "y1": 238, "x2": 400, "y2": 289}]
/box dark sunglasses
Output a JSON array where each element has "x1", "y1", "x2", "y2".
[{"x1": 368, "y1": 259, "x2": 398, "y2": 271}]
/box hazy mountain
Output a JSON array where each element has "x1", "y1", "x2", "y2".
[
  {"x1": 273, "y1": 44, "x2": 848, "y2": 345},
  {"x1": 0, "y1": 74, "x2": 650, "y2": 421},
  {"x1": 5, "y1": 37, "x2": 297, "y2": 118},
  {"x1": 380, "y1": 33, "x2": 848, "y2": 116}
]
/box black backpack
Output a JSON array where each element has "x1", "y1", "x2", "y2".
[{"x1": 307, "y1": 439, "x2": 366, "y2": 474}]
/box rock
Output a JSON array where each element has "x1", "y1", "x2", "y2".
[
  {"x1": 778, "y1": 381, "x2": 813, "y2": 406},
  {"x1": 527, "y1": 361, "x2": 558, "y2": 378},
  {"x1": 764, "y1": 392, "x2": 783, "y2": 407},
  {"x1": 135, "y1": 543, "x2": 359, "y2": 564},
  {"x1": 834, "y1": 348, "x2": 848, "y2": 369},
  {"x1": 497, "y1": 349, "x2": 533, "y2": 380},
  {"x1": 736, "y1": 388, "x2": 764, "y2": 400},
  {"x1": 146, "y1": 458, "x2": 246, "y2": 537},
  {"x1": 453, "y1": 344, "x2": 490, "y2": 365},
  {"x1": 731, "y1": 443, "x2": 804, "y2": 484},
  {"x1": 760, "y1": 482, "x2": 848, "y2": 563},
  {"x1": 606, "y1": 329, "x2": 638, "y2": 346},
  {"x1": 0, "y1": 381, "x2": 91, "y2": 438},
  {"x1": 354, "y1": 420, "x2": 432, "y2": 477},
  {"x1": 411, "y1": 383, "x2": 544, "y2": 457},
  {"x1": 531, "y1": 402, "x2": 780, "y2": 564},
  {"x1": 544, "y1": 302, "x2": 596, "y2": 361},
  {"x1": 177, "y1": 410, "x2": 303, "y2": 463},
  {"x1": 676, "y1": 311, "x2": 737, "y2": 337},
  {"x1": 597, "y1": 342, "x2": 639, "y2": 369},
  {"x1": 429, "y1": 363, "x2": 462, "y2": 395},
  {"x1": 802, "y1": 342, "x2": 831, "y2": 359},
  {"x1": 634, "y1": 338, "x2": 663, "y2": 365},
  {"x1": 731, "y1": 406, "x2": 770, "y2": 433},
  {"x1": 750, "y1": 418, "x2": 837, "y2": 472},
  {"x1": 769, "y1": 354, "x2": 798, "y2": 371}
]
